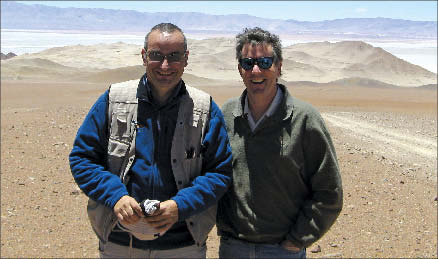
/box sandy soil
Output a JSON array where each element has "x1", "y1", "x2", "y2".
[{"x1": 1, "y1": 79, "x2": 437, "y2": 258}]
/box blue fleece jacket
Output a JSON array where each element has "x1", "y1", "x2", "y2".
[{"x1": 69, "y1": 76, "x2": 232, "y2": 248}]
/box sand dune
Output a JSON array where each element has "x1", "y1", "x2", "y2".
[
  {"x1": 8, "y1": 42, "x2": 142, "y2": 69},
  {"x1": 1, "y1": 39, "x2": 436, "y2": 87},
  {"x1": 285, "y1": 41, "x2": 378, "y2": 63},
  {"x1": 283, "y1": 41, "x2": 437, "y2": 86},
  {"x1": 72, "y1": 65, "x2": 144, "y2": 84},
  {"x1": 0, "y1": 58, "x2": 94, "y2": 80}
]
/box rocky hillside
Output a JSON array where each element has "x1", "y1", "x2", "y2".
[{"x1": 1, "y1": 52, "x2": 17, "y2": 60}]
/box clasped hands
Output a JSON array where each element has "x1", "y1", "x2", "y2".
[{"x1": 113, "y1": 195, "x2": 178, "y2": 233}]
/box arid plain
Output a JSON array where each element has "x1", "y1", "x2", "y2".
[{"x1": 1, "y1": 38, "x2": 437, "y2": 258}]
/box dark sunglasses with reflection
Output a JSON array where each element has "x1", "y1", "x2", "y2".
[
  {"x1": 239, "y1": 57, "x2": 274, "y2": 70},
  {"x1": 147, "y1": 51, "x2": 187, "y2": 63}
]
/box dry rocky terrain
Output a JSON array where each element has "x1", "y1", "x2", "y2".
[
  {"x1": 1, "y1": 78, "x2": 436, "y2": 258},
  {"x1": 1, "y1": 39, "x2": 437, "y2": 257}
]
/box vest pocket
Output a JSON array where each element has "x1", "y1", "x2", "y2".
[
  {"x1": 111, "y1": 109, "x2": 130, "y2": 138},
  {"x1": 107, "y1": 138, "x2": 129, "y2": 174}
]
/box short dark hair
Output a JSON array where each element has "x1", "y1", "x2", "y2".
[
  {"x1": 235, "y1": 27, "x2": 282, "y2": 64},
  {"x1": 144, "y1": 23, "x2": 187, "y2": 51}
]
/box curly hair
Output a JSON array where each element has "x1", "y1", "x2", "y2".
[{"x1": 235, "y1": 27, "x2": 282, "y2": 64}]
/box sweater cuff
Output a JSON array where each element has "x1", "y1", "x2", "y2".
[
  {"x1": 286, "y1": 231, "x2": 307, "y2": 248},
  {"x1": 171, "y1": 197, "x2": 191, "y2": 221},
  {"x1": 107, "y1": 190, "x2": 130, "y2": 209}
]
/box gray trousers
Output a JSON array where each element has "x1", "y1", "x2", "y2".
[{"x1": 99, "y1": 239, "x2": 206, "y2": 258}]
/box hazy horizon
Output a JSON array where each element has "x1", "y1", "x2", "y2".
[{"x1": 15, "y1": 1, "x2": 438, "y2": 22}]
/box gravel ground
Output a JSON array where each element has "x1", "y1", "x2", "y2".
[{"x1": 1, "y1": 81, "x2": 437, "y2": 258}]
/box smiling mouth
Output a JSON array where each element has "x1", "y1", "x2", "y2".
[
  {"x1": 157, "y1": 71, "x2": 174, "y2": 76},
  {"x1": 251, "y1": 79, "x2": 265, "y2": 84}
]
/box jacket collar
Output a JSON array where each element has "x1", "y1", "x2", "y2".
[
  {"x1": 136, "y1": 73, "x2": 185, "y2": 105},
  {"x1": 232, "y1": 83, "x2": 294, "y2": 122}
]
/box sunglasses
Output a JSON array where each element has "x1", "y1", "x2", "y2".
[
  {"x1": 147, "y1": 51, "x2": 186, "y2": 63},
  {"x1": 239, "y1": 57, "x2": 274, "y2": 70}
]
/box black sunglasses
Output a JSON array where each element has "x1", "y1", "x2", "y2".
[
  {"x1": 239, "y1": 57, "x2": 274, "y2": 70},
  {"x1": 147, "y1": 51, "x2": 185, "y2": 63}
]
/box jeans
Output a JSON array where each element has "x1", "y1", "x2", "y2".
[
  {"x1": 219, "y1": 236, "x2": 306, "y2": 259},
  {"x1": 99, "y1": 240, "x2": 206, "y2": 258}
]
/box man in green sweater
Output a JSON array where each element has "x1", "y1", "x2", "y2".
[{"x1": 217, "y1": 27, "x2": 343, "y2": 258}]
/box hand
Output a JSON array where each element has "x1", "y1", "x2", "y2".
[
  {"x1": 113, "y1": 195, "x2": 143, "y2": 225},
  {"x1": 280, "y1": 240, "x2": 302, "y2": 252},
  {"x1": 144, "y1": 200, "x2": 179, "y2": 233}
]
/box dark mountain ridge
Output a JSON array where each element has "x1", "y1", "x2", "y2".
[{"x1": 1, "y1": 1, "x2": 436, "y2": 39}]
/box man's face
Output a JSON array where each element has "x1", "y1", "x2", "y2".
[
  {"x1": 238, "y1": 43, "x2": 281, "y2": 101},
  {"x1": 142, "y1": 30, "x2": 188, "y2": 93}
]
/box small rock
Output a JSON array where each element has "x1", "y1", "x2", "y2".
[
  {"x1": 434, "y1": 196, "x2": 437, "y2": 202},
  {"x1": 330, "y1": 243, "x2": 338, "y2": 247},
  {"x1": 311, "y1": 244, "x2": 321, "y2": 253},
  {"x1": 70, "y1": 190, "x2": 80, "y2": 195},
  {"x1": 400, "y1": 180, "x2": 405, "y2": 184}
]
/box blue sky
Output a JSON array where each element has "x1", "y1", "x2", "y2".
[{"x1": 17, "y1": 1, "x2": 437, "y2": 22}]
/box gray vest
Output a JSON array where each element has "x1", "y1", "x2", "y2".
[{"x1": 87, "y1": 79, "x2": 215, "y2": 247}]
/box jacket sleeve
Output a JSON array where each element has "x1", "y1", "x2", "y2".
[
  {"x1": 171, "y1": 100, "x2": 233, "y2": 221},
  {"x1": 69, "y1": 90, "x2": 129, "y2": 208},
  {"x1": 287, "y1": 110, "x2": 343, "y2": 248}
]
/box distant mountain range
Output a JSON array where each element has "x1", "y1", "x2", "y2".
[
  {"x1": 1, "y1": 52, "x2": 17, "y2": 60},
  {"x1": 1, "y1": 1, "x2": 436, "y2": 39}
]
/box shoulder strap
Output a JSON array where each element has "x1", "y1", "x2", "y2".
[
  {"x1": 185, "y1": 85, "x2": 211, "y2": 139},
  {"x1": 108, "y1": 79, "x2": 139, "y2": 133},
  {"x1": 107, "y1": 80, "x2": 139, "y2": 183}
]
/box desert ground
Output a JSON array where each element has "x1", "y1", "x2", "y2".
[
  {"x1": 1, "y1": 36, "x2": 437, "y2": 259},
  {"x1": 1, "y1": 75, "x2": 436, "y2": 258}
]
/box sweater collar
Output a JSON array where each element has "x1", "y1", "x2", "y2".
[{"x1": 232, "y1": 83, "x2": 294, "y2": 122}]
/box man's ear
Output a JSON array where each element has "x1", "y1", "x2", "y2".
[
  {"x1": 184, "y1": 50, "x2": 189, "y2": 67},
  {"x1": 141, "y1": 48, "x2": 147, "y2": 66},
  {"x1": 238, "y1": 64, "x2": 243, "y2": 77},
  {"x1": 277, "y1": 61, "x2": 282, "y2": 77}
]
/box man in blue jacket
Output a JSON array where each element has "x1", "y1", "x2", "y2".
[{"x1": 69, "y1": 23, "x2": 232, "y2": 258}]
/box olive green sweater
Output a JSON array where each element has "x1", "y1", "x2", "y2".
[{"x1": 217, "y1": 84, "x2": 343, "y2": 248}]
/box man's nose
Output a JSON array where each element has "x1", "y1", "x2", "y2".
[
  {"x1": 252, "y1": 64, "x2": 262, "y2": 73},
  {"x1": 160, "y1": 58, "x2": 170, "y2": 69}
]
